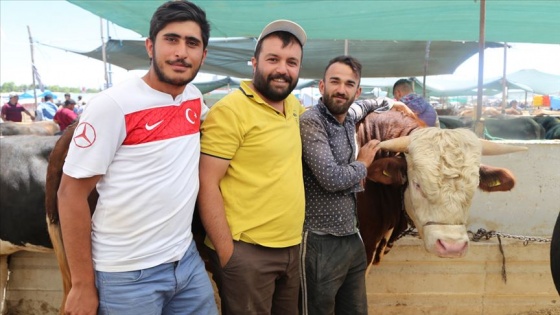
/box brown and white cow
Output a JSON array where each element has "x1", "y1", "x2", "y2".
[
  {"x1": 356, "y1": 111, "x2": 526, "y2": 266},
  {"x1": 0, "y1": 120, "x2": 60, "y2": 136}
]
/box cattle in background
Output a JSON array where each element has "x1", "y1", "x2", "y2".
[
  {"x1": 0, "y1": 135, "x2": 58, "y2": 313},
  {"x1": 533, "y1": 115, "x2": 560, "y2": 139},
  {"x1": 458, "y1": 107, "x2": 502, "y2": 118},
  {"x1": 551, "y1": 211, "x2": 560, "y2": 295},
  {"x1": 355, "y1": 111, "x2": 526, "y2": 265},
  {"x1": 438, "y1": 116, "x2": 467, "y2": 129},
  {"x1": 481, "y1": 117, "x2": 545, "y2": 140},
  {"x1": 450, "y1": 116, "x2": 545, "y2": 140},
  {"x1": 0, "y1": 121, "x2": 60, "y2": 136}
]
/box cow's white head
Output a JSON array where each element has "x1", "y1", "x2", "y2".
[{"x1": 378, "y1": 128, "x2": 526, "y2": 258}]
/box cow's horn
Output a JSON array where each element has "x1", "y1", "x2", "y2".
[
  {"x1": 377, "y1": 136, "x2": 410, "y2": 153},
  {"x1": 480, "y1": 139, "x2": 528, "y2": 155}
]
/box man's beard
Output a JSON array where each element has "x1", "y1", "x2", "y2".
[
  {"x1": 322, "y1": 92, "x2": 355, "y2": 116},
  {"x1": 253, "y1": 65, "x2": 298, "y2": 103},
  {"x1": 152, "y1": 48, "x2": 201, "y2": 87}
]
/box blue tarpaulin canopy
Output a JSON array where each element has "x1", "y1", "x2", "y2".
[{"x1": 19, "y1": 89, "x2": 58, "y2": 100}]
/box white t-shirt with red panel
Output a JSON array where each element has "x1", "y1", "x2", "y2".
[{"x1": 63, "y1": 76, "x2": 208, "y2": 272}]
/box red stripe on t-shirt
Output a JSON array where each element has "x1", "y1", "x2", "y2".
[{"x1": 123, "y1": 98, "x2": 201, "y2": 145}]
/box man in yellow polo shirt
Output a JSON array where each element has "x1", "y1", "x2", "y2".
[{"x1": 198, "y1": 19, "x2": 307, "y2": 315}]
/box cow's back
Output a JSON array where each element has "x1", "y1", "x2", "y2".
[{"x1": 0, "y1": 121, "x2": 60, "y2": 136}]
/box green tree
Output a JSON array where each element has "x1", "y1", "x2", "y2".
[{"x1": 1, "y1": 82, "x2": 16, "y2": 92}]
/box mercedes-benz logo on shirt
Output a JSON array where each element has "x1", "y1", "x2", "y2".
[{"x1": 73, "y1": 122, "x2": 97, "y2": 148}]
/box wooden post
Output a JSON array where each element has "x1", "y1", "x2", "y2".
[
  {"x1": 501, "y1": 42, "x2": 508, "y2": 113},
  {"x1": 27, "y1": 25, "x2": 38, "y2": 112},
  {"x1": 475, "y1": 0, "x2": 486, "y2": 138}
]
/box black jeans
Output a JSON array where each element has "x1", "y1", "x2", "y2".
[{"x1": 300, "y1": 231, "x2": 368, "y2": 315}]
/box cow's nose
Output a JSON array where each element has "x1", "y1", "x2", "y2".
[{"x1": 436, "y1": 239, "x2": 468, "y2": 257}]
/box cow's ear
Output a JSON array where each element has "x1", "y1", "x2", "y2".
[
  {"x1": 367, "y1": 157, "x2": 407, "y2": 185},
  {"x1": 478, "y1": 164, "x2": 516, "y2": 192}
]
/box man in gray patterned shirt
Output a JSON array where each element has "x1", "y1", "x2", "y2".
[{"x1": 299, "y1": 55, "x2": 401, "y2": 315}]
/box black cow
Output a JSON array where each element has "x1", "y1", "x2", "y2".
[
  {"x1": 0, "y1": 135, "x2": 58, "y2": 312},
  {"x1": 0, "y1": 135, "x2": 58, "y2": 254},
  {"x1": 552, "y1": 211, "x2": 560, "y2": 295},
  {"x1": 533, "y1": 115, "x2": 560, "y2": 140},
  {"x1": 482, "y1": 117, "x2": 546, "y2": 140},
  {"x1": 438, "y1": 116, "x2": 467, "y2": 129}
]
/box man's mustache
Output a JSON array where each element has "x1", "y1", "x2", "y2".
[
  {"x1": 167, "y1": 59, "x2": 192, "y2": 67},
  {"x1": 268, "y1": 74, "x2": 292, "y2": 84}
]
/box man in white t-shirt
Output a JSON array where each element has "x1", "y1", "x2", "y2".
[{"x1": 57, "y1": 2, "x2": 218, "y2": 314}]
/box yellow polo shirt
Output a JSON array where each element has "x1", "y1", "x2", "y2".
[{"x1": 200, "y1": 81, "x2": 305, "y2": 248}]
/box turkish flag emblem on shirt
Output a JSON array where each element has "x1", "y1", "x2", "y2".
[{"x1": 123, "y1": 99, "x2": 201, "y2": 145}]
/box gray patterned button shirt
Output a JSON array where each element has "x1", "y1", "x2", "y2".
[{"x1": 300, "y1": 98, "x2": 392, "y2": 236}]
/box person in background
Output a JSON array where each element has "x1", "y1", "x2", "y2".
[
  {"x1": 505, "y1": 99, "x2": 522, "y2": 115},
  {"x1": 57, "y1": 1, "x2": 218, "y2": 314},
  {"x1": 35, "y1": 93, "x2": 59, "y2": 121},
  {"x1": 1, "y1": 92, "x2": 35, "y2": 122},
  {"x1": 75, "y1": 95, "x2": 85, "y2": 115},
  {"x1": 198, "y1": 19, "x2": 308, "y2": 315},
  {"x1": 64, "y1": 92, "x2": 71, "y2": 103},
  {"x1": 299, "y1": 55, "x2": 393, "y2": 315},
  {"x1": 53, "y1": 99, "x2": 79, "y2": 133},
  {"x1": 392, "y1": 78, "x2": 439, "y2": 127}
]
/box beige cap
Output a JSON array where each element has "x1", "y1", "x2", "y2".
[{"x1": 257, "y1": 19, "x2": 307, "y2": 46}]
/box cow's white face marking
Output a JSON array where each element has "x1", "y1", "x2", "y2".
[{"x1": 404, "y1": 128, "x2": 482, "y2": 258}]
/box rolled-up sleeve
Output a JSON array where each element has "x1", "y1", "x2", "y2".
[{"x1": 349, "y1": 97, "x2": 393, "y2": 122}]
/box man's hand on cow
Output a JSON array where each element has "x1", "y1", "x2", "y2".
[
  {"x1": 391, "y1": 102, "x2": 415, "y2": 117},
  {"x1": 357, "y1": 139, "x2": 381, "y2": 168}
]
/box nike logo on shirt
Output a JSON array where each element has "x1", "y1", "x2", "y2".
[{"x1": 145, "y1": 120, "x2": 163, "y2": 130}]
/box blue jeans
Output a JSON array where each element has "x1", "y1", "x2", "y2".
[{"x1": 95, "y1": 241, "x2": 218, "y2": 315}]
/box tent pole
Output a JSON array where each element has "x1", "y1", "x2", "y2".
[
  {"x1": 423, "y1": 41, "x2": 431, "y2": 98},
  {"x1": 344, "y1": 39, "x2": 348, "y2": 55},
  {"x1": 501, "y1": 42, "x2": 508, "y2": 113},
  {"x1": 27, "y1": 25, "x2": 38, "y2": 113},
  {"x1": 474, "y1": 0, "x2": 486, "y2": 137},
  {"x1": 106, "y1": 20, "x2": 113, "y2": 88},
  {"x1": 100, "y1": 18, "x2": 109, "y2": 90}
]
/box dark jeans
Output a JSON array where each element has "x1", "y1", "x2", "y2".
[
  {"x1": 207, "y1": 241, "x2": 300, "y2": 315},
  {"x1": 300, "y1": 231, "x2": 368, "y2": 315}
]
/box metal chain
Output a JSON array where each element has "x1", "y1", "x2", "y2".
[
  {"x1": 397, "y1": 227, "x2": 551, "y2": 244},
  {"x1": 469, "y1": 228, "x2": 551, "y2": 245},
  {"x1": 396, "y1": 226, "x2": 418, "y2": 240}
]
